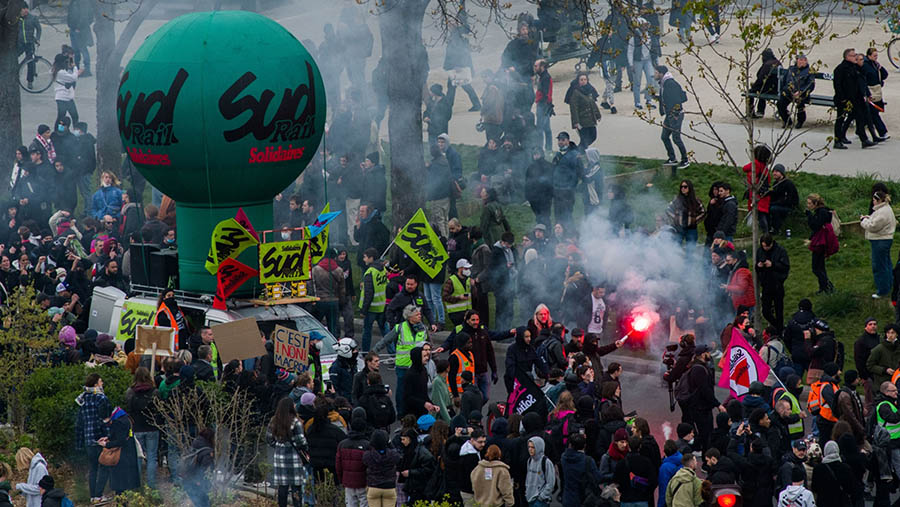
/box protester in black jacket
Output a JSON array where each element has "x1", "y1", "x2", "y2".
[
  {"x1": 756, "y1": 234, "x2": 790, "y2": 332},
  {"x1": 833, "y1": 49, "x2": 874, "y2": 149},
  {"x1": 684, "y1": 345, "x2": 721, "y2": 451},
  {"x1": 767, "y1": 165, "x2": 799, "y2": 233},
  {"x1": 716, "y1": 183, "x2": 738, "y2": 239},
  {"x1": 504, "y1": 327, "x2": 547, "y2": 393},
  {"x1": 747, "y1": 48, "x2": 782, "y2": 117},
  {"x1": 402, "y1": 346, "x2": 434, "y2": 418},
  {"x1": 785, "y1": 299, "x2": 816, "y2": 374}
]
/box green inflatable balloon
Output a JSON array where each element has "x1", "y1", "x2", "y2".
[{"x1": 118, "y1": 11, "x2": 325, "y2": 294}]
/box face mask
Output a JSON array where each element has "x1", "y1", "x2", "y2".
[
  {"x1": 164, "y1": 238, "x2": 175, "y2": 244},
  {"x1": 101, "y1": 181, "x2": 111, "y2": 188},
  {"x1": 688, "y1": 438, "x2": 695, "y2": 445},
  {"x1": 281, "y1": 232, "x2": 291, "y2": 240},
  {"x1": 72, "y1": 130, "x2": 81, "y2": 137},
  {"x1": 559, "y1": 144, "x2": 568, "y2": 152},
  {"x1": 462, "y1": 268, "x2": 471, "y2": 277},
  {"x1": 57, "y1": 125, "x2": 65, "y2": 133},
  {"x1": 314, "y1": 341, "x2": 323, "y2": 351}
]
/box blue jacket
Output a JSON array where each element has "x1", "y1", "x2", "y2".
[
  {"x1": 90, "y1": 186, "x2": 123, "y2": 220},
  {"x1": 657, "y1": 452, "x2": 683, "y2": 507},
  {"x1": 551, "y1": 143, "x2": 582, "y2": 191},
  {"x1": 561, "y1": 448, "x2": 600, "y2": 507},
  {"x1": 329, "y1": 356, "x2": 356, "y2": 401}
]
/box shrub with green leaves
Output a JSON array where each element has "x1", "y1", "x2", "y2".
[{"x1": 21, "y1": 365, "x2": 133, "y2": 458}]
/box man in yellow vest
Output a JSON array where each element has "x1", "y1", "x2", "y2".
[
  {"x1": 773, "y1": 373, "x2": 807, "y2": 442},
  {"x1": 189, "y1": 326, "x2": 221, "y2": 379},
  {"x1": 359, "y1": 248, "x2": 388, "y2": 352},
  {"x1": 374, "y1": 304, "x2": 428, "y2": 415},
  {"x1": 875, "y1": 381, "x2": 900, "y2": 478},
  {"x1": 442, "y1": 259, "x2": 474, "y2": 326}
]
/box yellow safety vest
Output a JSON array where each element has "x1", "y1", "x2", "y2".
[
  {"x1": 395, "y1": 321, "x2": 426, "y2": 368},
  {"x1": 777, "y1": 390, "x2": 804, "y2": 437},
  {"x1": 210, "y1": 342, "x2": 220, "y2": 380},
  {"x1": 359, "y1": 266, "x2": 387, "y2": 313},
  {"x1": 445, "y1": 274, "x2": 472, "y2": 314},
  {"x1": 877, "y1": 400, "x2": 900, "y2": 440}
]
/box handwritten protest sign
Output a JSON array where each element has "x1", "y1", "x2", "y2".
[
  {"x1": 258, "y1": 240, "x2": 312, "y2": 284},
  {"x1": 394, "y1": 208, "x2": 448, "y2": 278},
  {"x1": 272, "y1": 324, "x2": 310, "y2": 372},
  {"x1": 136, "y1": 325, "x2": 176, "y2": 356},
  {"x1": 116, "y1": 301, "x2": 156, "y2": 341}
]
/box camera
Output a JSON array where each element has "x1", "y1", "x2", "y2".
[{"x1": 662, "y1": 343, "x2": 679, "y2": 370}]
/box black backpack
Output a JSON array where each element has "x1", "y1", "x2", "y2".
[{"x1": 368, "y1": 393, "x2": 395, "y2": 429}]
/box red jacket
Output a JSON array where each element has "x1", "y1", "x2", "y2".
[
  {"x1": 726, "y1": 266, "x2": 756, "y2": 309},
  {"x1": 335, "y1": 431, "x2": 369, "y2": 489},
  {"x1": 743, "y1": 160, "x2": 770, "y2": 213}
]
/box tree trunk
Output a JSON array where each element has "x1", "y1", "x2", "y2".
[
  {"x1": 94, "y1": 2, "x2": 120, "y2": 175},
  {"x1": 380, "y1": 0, "x2": 430, "y2": 227},
  {"x1": 0, "y1": 0, "x2": 23, "y2": 162}
]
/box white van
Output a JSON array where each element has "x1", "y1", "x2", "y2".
[{"x1": 89, "y1": 284, "x2": 341, "y2": 380}]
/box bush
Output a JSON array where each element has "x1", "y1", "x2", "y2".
[{"x1": 21, "y1": 365, "x2": 133, "y2": 458}]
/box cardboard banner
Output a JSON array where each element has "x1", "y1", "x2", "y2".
[
  {"x1": 394, "y1": 208, "x2": 449, "y2": 278},
  {"x1": 116, "y1": 301, "x2": 156, "y2": 341},
  {"x1": 272, "y1": 324, "x2": 310, "y2": 372},
  {"x1": 258, "y1": 240, "x2": 312, "y2": 284},
  {"x1": 234, "y1": 207, "x2": 259, "y2": 241},
  {"x1": 718, "y1": 328, "x2": 771, "y2": 400},
  {"x1": 505, "y1": 374, "x2": 548, "y2": 418},
  {"x1": 307, "y1": 204, "x2": 340, "y2": 238},
  {"x1": 204, "y1": 218, "x2": 259, "y2": 275},
  {"x1": 136, "y1": 325, "x2": 176, "y2": 356},
  {"x1": 214, "y1": 258, "x2": 258, "y2": 310},
  {"x1": 212, "y1": 318, "x2": 267, "y2": 363}
]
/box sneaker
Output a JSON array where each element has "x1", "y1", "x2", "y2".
[
  {"x1": 634, "y1": 104, "x2": 643, "y2": 110},
  {"x1": 82, "y1": 69, "x2": 92, "y2": 77},
  {"x1": 610, "y1": 106, "x2": 617, "y2": 114},
  {"x1": 614, "y1": 85, "x2": 622, "y2": 93},
  {"x1": 862, "y1": 139, "x2": 876, "y2": 148},
  {"x1": 751, "y1": 112, "x2": 764, "y2": 119},
  {"x1": 833, "y1": 141, "x2": 847, "y2": 150},
  {"x1": 663, "y1": 159, "x2": 678, "y2": 166},
  {"x1": 840, "y1": 138, "x2": 852, "y2": 144},
  {"x1": 874, "y1": 136, "x2": 888, "y2": 143},
  {"x1": 645, "y1": 102, "x2": 656, "y2": 110},
  {"x1": 710, "y1": 33, "x2": 720, "y2": 43},
  {"x1": 27, "y1": 81, "x2": 33, "y2": 90},
  {"x1": 601, "y1": 101, "x2": 611, "y2": 110},
  {"x1": 468, "y1": 104, "x2": 480, "y2": 112},
  {"x1": 677, "y1": 160, "x2": 691, "y2": 169},
  {"x1": 873, "y1": 294, "x2": 882, "y2": 299}
]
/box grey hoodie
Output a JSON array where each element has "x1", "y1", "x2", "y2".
[
  {"x1": 15, "y1": 453, "x2": 48, "y2": 507},
  {"x1": 525, "y1": 436, "x2": 556, "y2": 502},
  {"x1": 777, "y1": 484, "x2": 815, "y2": 506}
]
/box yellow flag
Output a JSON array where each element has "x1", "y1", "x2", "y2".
[
  {"x1": 394, "y1": 208, "x2": 448, "y2": 278},
  {"x1": 204, "y1": 218, "x2": 259, "y2": 275}
]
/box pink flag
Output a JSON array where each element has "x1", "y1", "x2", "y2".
[
  {"x1": 717, "y1": 328, "x2": 771, "y2": 400},
  {"x1": 234, "y1": 208, "x2": 259, "y2": 241}
]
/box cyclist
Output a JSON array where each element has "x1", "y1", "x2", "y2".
[{"x1": 16, "y1": 2, "x2": 42, "y2": 90}]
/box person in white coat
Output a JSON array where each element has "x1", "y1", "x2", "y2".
[{"x1": 860, "y1": 190, "x2": 897, "y2": 298}]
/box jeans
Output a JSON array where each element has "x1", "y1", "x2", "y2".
[
  {"x1": 396, "y1": 367, "x2": 408, "y2": 415},
  {"x1": 622, "y1": 503, "x2": 647, "y2": 507},
  {"x1": 811, "y1": 251, "x2": 830, "y2": 291},
  {"x1": 602, "y1": 60, "x2": 617, "y2": 105},
  {"x1": 476, "y1": 371, "x2": 490, "y2": 403},
  {"x1": 536, "y1": 102, "x2": 553, "y2": 151},
  {"x1": 553, "y1": 188, "x2": 576, "y2": 230},
  {"x1": 631, "y1": 59, "x2": 655, "y2": 107},
  {"x1": 346, "y1": 487, "x2": 368, "y2": 507},
  {"x1": 317, "y1": 300, "x2": 340, "y2": 336},
  {"x1": 277, "y1": 485, "x2": 302, "y2": 507},
  {"x1": 87, "y1": 444, "x2": 103, "y2": 498},
  {"x1": 662, "y1": 110, "x2": 687, "y2": 162},
  {"x1": 168, "y1": 436, "x2": 182, "y2": 483},
  {"x1": 185, "y1": 481, "x2": 211, "y2": 507},
  {"x1": 362, "y1": 312, "x2": 386, "y2": 352},
  {"x1": 578, "y1": 126, "x2": 597, "y2": 150},
  {"x1": 678, "y1": 227, "x2": 698, "y2": 246},
  {"x1": 17, "y1": 43, "x2": 36, "y2": 83},
  {"x1": 871, "y1": 239, "x2": 893, "y2": 295},
  {"x1": 56, "y1": 99, "x2": 79, "y2": 126},
  {"x1": 768, "y1": 204, "x2": 793, "y2": 233},
  {"x1": 423, "y1": 282, "x2": 445, "y2": 325},
  {"x1": 70, "y1": 29, "x2": 91, "y2": 70},
  {"x1": 135, "y1": 431, "x2": 160, "y2": 488},
  {"x1": 529, "y1": 501, "x2": 550, "y2": 507}
]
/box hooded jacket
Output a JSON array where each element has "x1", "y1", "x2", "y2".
[
  {"x1": 312, "y1": 258, "x2": 345, "y2": 302},
  {"x1": 402, "y1": 347, "x2": 432, "y2": 417},
  {"x1": 657, "y1": 452, "x2": 683, "y2": 507},
  {"x1": 471, "y1": 459, "x2": 515, "y2": 507},
  {"x1": 665, "y1": 466, "x2": 703, "y2": 507},
  {"x1": 505, "y1": 326, "x2": 546, "y2": 392},
  {"x1": 15, "y1": 453, "x2": 48, "y2": 507},
  {"x1": 778, "y1": 484, "x2": 815, "y2": 506},
  {"x1": 551, "y1": 142, "x2": 582, "y2": 191},
  {"x1": 335, "y1": 429, "x2": 369, "y2": 489},
  {"x1": 810, "y1": 441, "x2": 853, "y2": 507},
  {"x1": 561, "y1": 449, "x2": 601, "y2": 506},
  {"x1": 855, "y1": 330, "x2": 881, "y2": 381},
  {"x1": 524, "y1": 436, "x2": 556, "y2": 502}
]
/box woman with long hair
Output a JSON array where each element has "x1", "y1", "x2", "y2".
[
  {"x1": 666, "y1": 179, "x2": 705, "y2": 246},
  {"x1": 860, "y1": 190, "x2": 896, "y2": 298},
  {"x1": 89, "y1": 170, "x2": 123, "y2": 220},
  {"x1": 527, "y1": 304, "x2": 553, "y2": 339},
  {"x1": 52, "y1": 52, "x2": 81, "y2": 125},
  {"x1": 805, "y1": 193, "x2": 834, "y2": 294},
  {"x1": 9, "y1": 146, "x2": 28, "y2": 194},
  {"x1": 125, "y1": 367, "x2": 159, "y2": 488},
  {"x1": 266, "y1": 397, "x2": 313, "y2": 507}
]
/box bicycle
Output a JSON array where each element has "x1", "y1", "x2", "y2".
[
  {"x1": 18, "y1": 44, "x2": 53, "y2": 93},
  {"x1": 888, "y1": 18, "x2": 900, "y2": 70}
]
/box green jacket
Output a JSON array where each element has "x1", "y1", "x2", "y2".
[
  {"x1": 665, "y1": 467, "x2": 703, "y2": 507},
  {"x1": 480, "y1": 200, "x2": 509, "y2": 247},
  {"x1": 568, "y1": 87, "x2": 601, "y2": 129},
  {"x1": 431, "y1": 375, "x2": 452, "y2": 423},
  {"x1": 867, "y1": 339, "x2": 900, "y2": 386}
]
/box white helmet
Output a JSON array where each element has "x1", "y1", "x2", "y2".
[{"x1": 336, "y1": 338, "x2": 358, "y2": 358}]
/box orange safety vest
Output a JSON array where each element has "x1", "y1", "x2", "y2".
[
  {"x1": 892, "y1": 369, "x2": 900, "y2": 386},
  {"x1": 450, "y1": 348, "x2": 475, "y2": 396},
  {"x1": 807, "y1": 380, "x2": 838, "y2": 422},
  {"x1": 153, "y1": 303, "x2": 180, "y2": 349}
]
